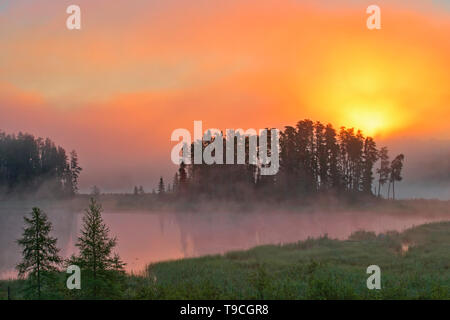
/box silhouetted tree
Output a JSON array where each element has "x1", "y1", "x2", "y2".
[
  {"x1": 70, "y1": 198, "x2": 124, "y2": 298},
  {"x1": 314, "y1": 122, "x2": 327, "y2": 190},
  {"x1": 172, "y1": 172, "x2": 179, "y2": 193},
  {"x1": 324, "y1": 124, "x2": 341, "y2": 190},
  {"x1": 389, "y1": 154, "x2": 405, "y2": 200},
  {"x1": 16, "y1": 208, "x2": 62, "y2": 299},
  {"x1": 341, "y1": 128, "x2": 368, "y2": 191},
  {"x1": 178, "y1": 162, "x2": 188, "y2": 193},
  {"x1": 376, "y1": 147, "x2": 390, "y2": 197},
  {"x1": 158, "y1": 177, "x2": 165, "y2": 195},
  {"x1": 362, "y1": 137, "x2": 379, "y2": 194},
  {"x1": 296, "y1": 120, "x2": 316, "y2": 193},
  {"x1": 279, "y1": 126, "x2": 299, "y2": 196},
  {"x1": 69, "y1": 150, "x2": 82, "y2": 194}
]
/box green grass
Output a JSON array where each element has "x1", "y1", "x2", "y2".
[
  {"x1": 2, "y1": 221, "x2": 449, "y2": 299},
  {"x1": 126, "y1": 221, "x2": 450, "y2": 300}
]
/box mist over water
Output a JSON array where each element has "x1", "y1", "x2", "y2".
[{"x1": 1, "y1": 203, "x2": 449, "y2": 279}]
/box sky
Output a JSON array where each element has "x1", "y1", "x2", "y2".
[{"x1": 0, "y1": 0, "x2": 449, "y2": 197}]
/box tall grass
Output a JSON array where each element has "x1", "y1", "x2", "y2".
[
  {"x1": 127, "y1": 221, "x2": 450, "y2": 300},
  {"x1": 2, "y1": 221, "x2": 449, "y2": 299}
]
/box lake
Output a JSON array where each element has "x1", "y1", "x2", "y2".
[{"x1": 1, "y1": 208, "x2": 448, "y2": 279}]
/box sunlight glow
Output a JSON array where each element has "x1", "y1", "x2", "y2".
[{"x1": 343, "y1": 104, "x2": 395, "y2": 136}]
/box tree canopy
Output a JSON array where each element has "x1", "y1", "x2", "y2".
[
  {"x1": 0, "y1": 130, "x2": 82, "y2": 196},
  {"x1": 170, "y1": 119, "x2": 405, "y2": 200}
]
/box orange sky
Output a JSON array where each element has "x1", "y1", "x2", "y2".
[{"x1": 0, "y1": 0, "x2": 449, "y2": 192}]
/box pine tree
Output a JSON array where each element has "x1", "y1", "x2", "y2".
[
  {"x1": 324, "y1": 124, "x2": 340, "y2": 190},
  {"x1": 376, "y1": 147, "x2": 390, "y2": 197},
  {"x1": 158, "y1": 177, "x2": 165, "y2": 194},
  {"x1": 16, "y1": 208, "x2": 62, "y2": 299},
  {"x1": 389, "y1": 154, "x2": 405, "y2": 200},
  {"x1": 314, "y1": 121, "x2": 327, "y2": 190},
  {"x1": 70, "y1": 150, "x2": 82, "y2": 194},
  {"x1": 172, "y1": 172, "x2": 179, "y2": 193},
  {"x1": 72, "y1": 198, "x2": 124, "y2": 298},
  {"x1": 178, "y1": 161, "x2": 188, "y2": 193},
  {"x1": 362, "y1": 137, "x2": 378, "y2": 194}
]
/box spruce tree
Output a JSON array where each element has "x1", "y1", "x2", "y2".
[
  {"x1": 70, "y1": 150, "x2": 82, "y2": 194},
  {"x1": 72, "y1": 198, "x2": 125, "y2": 298},
  {"x1": 389, "y1": 154, "x2": 405, "y2": 200},
  {"x1": 16, "y1": 208, "x2": 62, "y2": 299},
  {"x1": 158, "y1": 177, "x2": 165, "y2": 194},
  {"x1": 376, "y1": 146, "x2": 390, "y2": 197},
  {"x1": 178, "y1": 162, "x2": 188, "y2": 193},
  {"x1": 172, "y1": 172, "x2": 179, "y2": 193},
  {"x1": 362, "y1": 137, "x2": 379, "y2": 194}
]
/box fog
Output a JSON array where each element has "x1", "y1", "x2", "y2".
[
  {"x1": 382, "y1": 137, "x2": 450, "y2": 200},
  {"x1": 1, "y1": 199, "x2": 449, "y2": 279},
  {"x1": 70, "y1": 137, "x2": 450, "y2": 200},
  {"x1": 2, "y1": 89, "x2": 449, "y2": 200},
  {"x1": 0, "y1": 201, "x2": 77, "y2": 279}
]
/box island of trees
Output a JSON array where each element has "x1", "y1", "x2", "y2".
[{"x1": 167, "y1": 119, "x2": 405, "y2": 200}]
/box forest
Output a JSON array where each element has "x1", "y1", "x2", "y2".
[
  {"x1": 0, "y1": 119, "x2": 404, "y2": 202},
  {"x1": 0, "y1": 131, "x2": 81, "y2": 196},
  {"x1": 169, "y1": 119, "x2": 405, "y2": 201}
]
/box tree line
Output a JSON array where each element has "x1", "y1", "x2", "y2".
[
  {"x1": 0, "y1": 131, "x2": 82, "y2": 196},
  {"x1": 167, "y1": 119, "x2": 405, "y2": 200},
  {"x1": 1, "y1": 122, "x2": 404, "y2": 201},
  {"x1": 15, "y1": 198, "x2": 124, "y2": 299}
]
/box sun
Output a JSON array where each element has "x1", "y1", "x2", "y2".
[
  {"x1": 306, "y1": 54, "x2": 406, "y2": 137},
  {"x1": 300, "y1": 43, "x2": 423, "y2": 137},
  {"x1": 340, "y1": 101, "x2": 397, "y2": 137},
  {"x1": 347, "y1": 109, "x2": 386, "y2": 136}
]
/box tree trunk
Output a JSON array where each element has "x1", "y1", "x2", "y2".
[
  {"x1": 93, "y1": 249, "x2": 97, "y2": 298},
  {"x1": 377, "y1": 173, "x2": 381, "y2": 197},
  {"x1": 36, "y1": 218, "x2": 41, "y2": 299},
  {"x1": 387, "y1": 181, "x2": 391, "y2": 200},
  {"x1": 37, "y1": 266, "x2": 41, "y2": 299},
  {"x1": 392, "y1": 180, "x2": 395, "y2": 200}
]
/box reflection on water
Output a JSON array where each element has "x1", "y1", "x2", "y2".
[{"x1": 1, "y1": 209, "x2": 449, "y2": 279}]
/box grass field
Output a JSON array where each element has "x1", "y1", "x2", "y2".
[{"x1": 2, "y1": 221, "x2": 449, "y2": 300}]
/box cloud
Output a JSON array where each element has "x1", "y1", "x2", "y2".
[{"x1": 1, "y1": 0, "x2": 449, "y2": 193}]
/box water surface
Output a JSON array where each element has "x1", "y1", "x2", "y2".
[{"x1": 1, "y1": 208, "x2": 448, "y2": 279}]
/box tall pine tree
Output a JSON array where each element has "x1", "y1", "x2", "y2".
[
  {"x1": 71, "y1": 198, "x2": 125, "y2": 298},
  {"x1": 16, "y1": 208, "x2": 62, "y2": 299},
  {"x1": 389, "y1": 154, "x2": 405, "y2": 200},
  {"x1": 376, "y1": 146, "x2": 390, "y2": 197},
  {"x1": 70, "y1": 150, "x2": 82, "y2": 194},
  {"x1": 158, "y1": 177, "x2": 165, "y2": 195}
]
